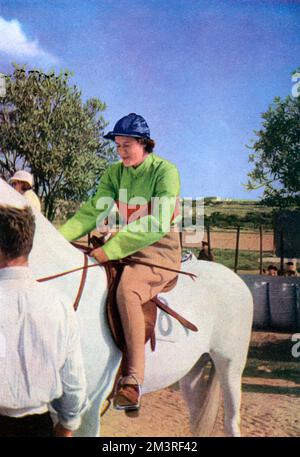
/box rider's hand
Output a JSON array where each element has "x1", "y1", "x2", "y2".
[
  {"x1": 90, "y1": 247, "x2": 109, "y2": 264},
  {"x1": 54, "y1": 423, "x2": 73, "y2": 437}
]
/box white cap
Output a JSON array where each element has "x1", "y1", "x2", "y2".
[{"x1": 10, "y1": 170, "x2": 34, "y2": 188}]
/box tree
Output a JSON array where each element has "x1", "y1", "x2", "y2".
[
  {"x1": 0, "y1": 65, "x2": 115, "y2": 220},
  {"x1": 247, "y1": 72, "x2": 300, "y2": 208}
]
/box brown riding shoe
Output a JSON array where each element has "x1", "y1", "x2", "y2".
[{"x1": 113, "y1": 382, "x2": 141, "y2": 411}]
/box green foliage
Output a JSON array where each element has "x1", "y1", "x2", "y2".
[
  {"x1": 247, "y1": 69, "x2": 300, "y2": 208},
  {"x1": 0, "y1": 65, "x2": 116, "y2": 220}
]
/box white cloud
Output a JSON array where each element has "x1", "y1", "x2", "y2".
[{"x1": 0, "y1": 16, "x2": 58, "y2": 65}]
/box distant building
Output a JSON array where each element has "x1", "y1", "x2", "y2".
[{"x1": 205, "y1": 196, "x2": 222, "y2": 202}]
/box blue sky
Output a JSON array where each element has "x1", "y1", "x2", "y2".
[{"x1": 0, "y1": 0, "x2": 299, "y2": 199}]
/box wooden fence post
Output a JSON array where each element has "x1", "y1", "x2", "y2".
[
  {"x1": 259, "y1": 225, "x2": 263, "y2": 275},
  {"x1": 234, "y1": 226, "x2": 240, "y2": 273},
  {"x1": 207, "y1": 224, "x2": 211, "y2": 255},
  {"x1": 280, "y1": 230, "x2": 284, "y2": 274}
]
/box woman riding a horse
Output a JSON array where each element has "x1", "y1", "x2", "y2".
[{"x1": 59, "y1": 113, "x2": 181, "y2": 411}]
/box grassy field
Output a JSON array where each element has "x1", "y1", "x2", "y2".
[
  {"x1": 187, "y1": 199, "x2": 275, "y2": 230},
  {"x1": 185, "y1": 247, "x2": 278, "y2": 272},
  {"x1": 204, "y1": 199, "x2": 273, "y2": 216},
  {"x1": 244, "y1": 332, "x2": 300, "y2": 388}
]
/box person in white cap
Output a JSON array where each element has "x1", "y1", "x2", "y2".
[{"x1": 10, "y1": 171, "x2": 42, "y2": 212}]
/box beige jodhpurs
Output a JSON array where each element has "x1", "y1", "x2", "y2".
[{"x1": 116, "y1": 231, "x2": 181, "y2": 384}]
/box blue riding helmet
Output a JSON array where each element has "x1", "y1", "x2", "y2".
[{"x1": 104, "y1": 113, "x2": 151, "y2": 140}]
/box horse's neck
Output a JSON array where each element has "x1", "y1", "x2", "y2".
[
  {"x1": 29, "y1": 210, "x2": 84, "y2": 277},
  {"x1": 0, "y1": 178, "x2": 100, "y2": 287},
  {"x1": 29, "y1": 210, "x2": 109, "y2": 306}
]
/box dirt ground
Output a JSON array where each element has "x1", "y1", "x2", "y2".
[
  {"x1": 101, "y1": 332, "x2": 300, "y2": 437},
  {"x1": 182, "y1": 230, "x2": 274, "y2": 251}
]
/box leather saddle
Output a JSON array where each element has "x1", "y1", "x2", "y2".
[{"x1": 90, "y1": 235, "x2": 198, "y2": 354}]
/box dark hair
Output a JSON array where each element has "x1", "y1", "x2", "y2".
[
  {"x1": 0, "y1": 205, "x2": 36, "y2": 260},
  {"x1": 286, "y1": 261, "x2": 294, "y2": 266},
  {"x1": 11, "y1": 180, "x2": 32, "y2": 192},
  {"x1": 267, "y1": 265, "x2": 278, "y2": 271},
  {"x1": 137, "y1": 137, "x2": 155, "y2": 153},
  {"x1": 21, "y1": 182, "x2": 32, "y2": 191}
]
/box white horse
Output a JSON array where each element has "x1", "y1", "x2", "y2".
[{"x1": 0, "y1": 178, "x2": 253, "y2": 437}]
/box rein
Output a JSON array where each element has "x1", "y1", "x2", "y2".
[
  {"x1": 36, "y1": 243, "x2": 197, "y2": 311},
  {"x1": 37, "y1": 252, "x2": 95, "y2": 311}
]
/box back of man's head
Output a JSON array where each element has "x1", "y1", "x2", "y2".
[{"x1": 0, "y1": 205, "x2": 35, "y2": 260}]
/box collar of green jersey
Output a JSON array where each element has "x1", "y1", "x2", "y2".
[{"x1": 125, "y1": 153, "x2": 154, "y2": 177}]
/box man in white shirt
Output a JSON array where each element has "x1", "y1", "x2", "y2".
[{"x1": 0, "y1": 204, "x2": 88, "y2": 437}]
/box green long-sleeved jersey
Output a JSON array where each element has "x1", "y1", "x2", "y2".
[{"x1": 59, "y1": 153, "x2": 180, "y2": 260}]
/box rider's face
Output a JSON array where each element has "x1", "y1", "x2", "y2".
[{"x1": 115, "y1": 136, "x2": 148, "y2": 168}]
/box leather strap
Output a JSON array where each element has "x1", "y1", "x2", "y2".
[
  {"x1": 124, "y1": 257, "x2": 197, "y2": 280},
  {"x1": 70, "y1": 242, "x2": 94, "y2": 254},
  {"x1": 37, "y1": 262, "x2": 99, "y2": 283},
  {"x1": 37, "y1": 252, "x2": 92, "y2": 312},
  {"x1": 152, "y1": 297, "x2": 198, "y2": 332},
  {"x1": 36, "y1": 242, "x2": 197, "y2": 312},
  {"x1": 73, "y1": 254, "x2": 88, "y2": 311},
  {"x1": 37, "y1": 255, "x2": 197, "y2": 284}
]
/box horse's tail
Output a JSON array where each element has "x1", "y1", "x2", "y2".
[{"x1": 179, "y1": 353, "x2": 221, "y2": 437}]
